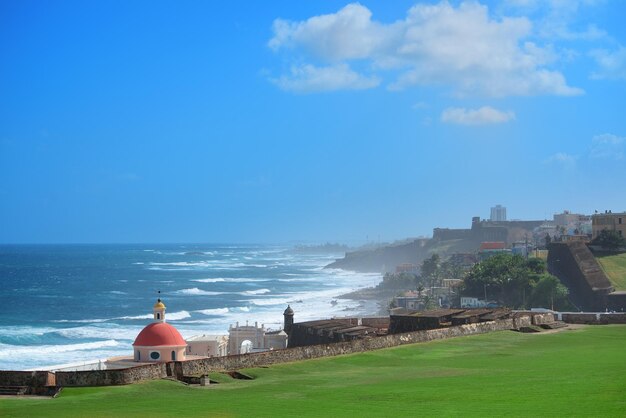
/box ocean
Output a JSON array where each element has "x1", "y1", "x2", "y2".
[{"x1": 0, "y1": 244, "x2": 382, "y2": 371}]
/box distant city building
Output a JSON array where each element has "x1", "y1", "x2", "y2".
[
  {"x1": 553, "y1": 210, "x2": 592, "y2": 235},
  {"x1": 394, "y1": 291, "x2": 421, "y2": 311},
  {"x1": 395, "y1": 263, "x2": 419, "y2": 274},
  {"x1": 460, "y1": 297, "x2": 499, "y2": 309},
  {"x1": 592, "y1": 211, "x2": 626, "y2": 239},
  {"x1": 490, "y1": 205, "x2": 507, "y2": 222},
  {"x1": 478, "y1": 241, "x2": 508, "y2": 260}
]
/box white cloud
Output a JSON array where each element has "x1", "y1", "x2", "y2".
[
  {"x1": 271, "y1": 64, "x2": 380, "y2": 93},
  {"x1": 545, "y1": 152, "x2": 578, "y2": 166},
  {"x1": 269, "y1": 4, "x2": 389, "y2": 61},
  {"x1": 269, "y1": 2, "x2": 583, "y2": 96},
  {"x1": 590, "y1": 47, "x2": 626, "y2": 81},
  {"x1": 411, "y1": 101, "x2": 429, "y2": 110},
  {"x1": 590, "y1": 134, "x2": 624, "y2": 159},
  {"x1": 503, "y1": 0, "x2": 607, "y2": 41},
  {"x1": 440, "y1": 106, "x2": 515, "y2": 125}
]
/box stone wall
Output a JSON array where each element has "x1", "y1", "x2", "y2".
[
  {"x1": 0, "y1": 371, "x2": 55, "y2": 387},
  {"x1": 55, "y1": 363, "x2": 166, "y2": 387},
  {"x1": 548, "y1": 242, "x2": 615, "y2": 311},
  {"x1": 560, "y1": 312, "x2": 626, "y2": 325},
  {"x1": 3, "y1": 314, "x2": 551, "y2": 388},
  {"x1": 178, "y1": 319, "x2": 517, "y2": 377},
  {"x1": 606, "y1": 293, "x2": 626, "y2": 311},
  {"x1": 530, "y1": 313, "x2": 556, "y2": 325}
]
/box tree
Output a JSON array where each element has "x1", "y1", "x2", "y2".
[
  {"x1": 530, "y1": 274, "x2": 570, "y2": 310},
  {"x1": 421, "y1": 254, "x2": 440, "y2": 279},
  {"x1": 416, "y1": 284, "x2": 425, "y2": 297},
  {"x1": 421, "y1": 254, "x2": 440, "y2": 290},
  {"x1": 591, "y1": 230, "x2": 626, "y2": 250},
  {"x1": 379, "y1": 272, "x2": 416, "y2": 290},
  {"x1": 545, "y1": 233, "x2": 552, "y2": 247},
  {"x1": 461, "y1": 253, "x2": 552, "y2": 308}
]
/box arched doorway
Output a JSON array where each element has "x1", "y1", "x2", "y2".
[{"x1": 240, "y1": 340, "x2": 253, "y2": 354}]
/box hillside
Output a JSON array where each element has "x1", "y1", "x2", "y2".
[
  {"x1": 2, "y1": 325, "x2": 625, "y2": 417},
  {"x1": 596, "y1": 252, "x2": 626, "y2": 291},
  {"x1": 326, "y1": 238, "x2": 478, "y2": 272}
]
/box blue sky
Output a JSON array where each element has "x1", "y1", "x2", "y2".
[{"x1": 1, "y1": 0, "x2": 625, "y2": 244}]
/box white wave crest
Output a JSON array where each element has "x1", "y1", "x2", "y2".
[
  {"x1": 250, "y1": 297, "x2": 293, "y2": 306},
  {"x1": 0, "y1": 340, "x2": 122, "y2": 360},
  {"x1": 53, "y1": 318, "x2": 109, "y2": 324},
  {"x1": 192, "y1": 277, "x2": 270, "y2": 283},
  {"x1": 192, "y1": 278, "x2": 225, "y2": 283},
  {"x1": 175, "y1": 288, "x2": 224, "y2": 296},
  {"x1": 116, "y1": 310, "x2": 191, "y2": 321},
  {"x1": 241, "y1": 289, "x2": 271, "y2": 296},
  {"x1": 195, "y1": 308, "x2": 229, "y2": 316}
]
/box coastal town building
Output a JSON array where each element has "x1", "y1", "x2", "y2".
[
  {"x1": 554, "y1": 210, "x2": 592, "y2": 235},
  {"x1": 592, "y1": 211, "x2": 626, "y2": 239},
  {"x1": 132, "y1": 298, "x2": 187, "y2": 363},
  {"x1": 490, "y1": 205, "x2": 507, "y2": 222},
  {"x1": 478, "y1": 241, "x2": 508, "y2": 260}
]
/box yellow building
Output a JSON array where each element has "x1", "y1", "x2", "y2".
[{"x1": 592, "y1": 211, "x2": 626, "y2": 239}]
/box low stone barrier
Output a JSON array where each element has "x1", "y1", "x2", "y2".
[
  {"x1": 560, "y1": 312, "x2": 626, "y2": 325},
  {"x1": 178, "y1": 319, "x2": 517, "y2": 377},
  {"x1": 55, "y1": 362, "x2": 166, "y2": 387},
  {"x1": 530, "y1": 313, "x2": 556, "y2": 325},
  {"x1": 2, "y1": 315, "x2": 545, "y2": 388},
  {"x1": 0, "y1": 371, "x2": 55, "y2": 387}
]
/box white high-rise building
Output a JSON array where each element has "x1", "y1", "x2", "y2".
[{"x1": 490, "y1": 205, "x2": 507, "y2": 222}]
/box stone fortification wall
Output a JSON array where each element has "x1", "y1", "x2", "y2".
[
  {"x1": 0, "y1": 371, "x2": 55, "y2": 387},
  {"x1": 179, "y1": 319, "x2": 519, "y2": 377},
  {"x1": 3, "y1": 314, "x2": 551, "y2": 388},
  {"x1": 530, "y1": 313, "x2": 556, "y2": 325},
  {"x1": 360, "y1": 317, "x2": 391, "y2": 328},
  {"x1": 606, "y1": 293, "x2": 626, "y2": 311},
  {"x1": 548, "y1": 242, "x2": 614, "y2": 310},
  {"x1": 433, "y1": 228, "x2": 472, "y2": 241},
  {"x1": 55, "y1": 362, "x2": 166, "y2": 387},
  {"x1": 333, "y1": 317, "x2": 390, "y2": 328},
  {"x1": 559, "y1": 312, "x2": 626, "y2": 325}
]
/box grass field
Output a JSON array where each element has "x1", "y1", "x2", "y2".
[
  {"x1": 2, "y1": 325, "x2": 625, "y2": 417},
  {"x1": 596, "y1": 252, "x2": 626, "y2": 290}
]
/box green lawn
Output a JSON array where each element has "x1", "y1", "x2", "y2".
[
  {"x1": 2, "y1": 325, "x2": 626, "y2": 417},
  {"x1": 597, "y1": 253, "x2": 626, "y2": 290}
]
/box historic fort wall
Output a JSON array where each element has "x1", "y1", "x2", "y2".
[
  {"x1": 178, "y1": 318, "x2": 527, "y2": 377},
  {"x1": 559, "y1": 312, "x2": 626, "y2": 324},
  {"x1": 0, "y1": 371, "x2": 55, "y2": 387},
  {"x1": 1, "y1": 313, "x2": 555, "y2": 388},
  {"x1": 54, "y1": 363, "x2": 167, "y2": 387}
]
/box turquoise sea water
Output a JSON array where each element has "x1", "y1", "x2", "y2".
[{"x1": 0, "y1": 244, "x2": 381, "y2": 370}]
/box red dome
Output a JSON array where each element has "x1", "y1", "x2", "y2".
[{"x1": 133, "y1": 322, "x2": 187, "y2": 347}]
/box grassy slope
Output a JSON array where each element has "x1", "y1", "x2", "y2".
[
  {"x1": 2, "y1": 326, "x2": 626, "y2": 418},
  {"x1": 596, "y1": 253, "x2": 626, "y2": 290}
]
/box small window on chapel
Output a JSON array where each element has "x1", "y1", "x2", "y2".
[{"x1": 157, "y1": 313, "x2": 161, "y2": 319}]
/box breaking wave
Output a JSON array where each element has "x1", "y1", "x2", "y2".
[
  {"x1": 195, "y1": 308, "x2": 229, "y2": 316},
  {"x1": 240, "y1": 289, "x2": 271, "y2": 296},
  {"x1": 175, "y1": 288, "x2": 224, "y2": 296}
]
